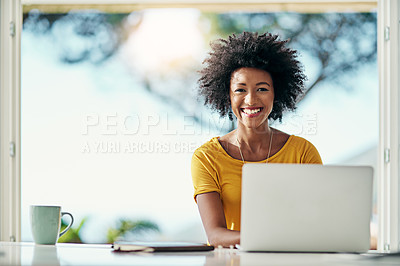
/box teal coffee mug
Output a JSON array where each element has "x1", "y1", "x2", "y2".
[{"x1": 30, "y1": 205, "x2": 74, "y2": 245}]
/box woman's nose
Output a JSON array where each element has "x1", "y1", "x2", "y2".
[{"x1": 244, "y1": 92, "x2": 257, "y2": 105}]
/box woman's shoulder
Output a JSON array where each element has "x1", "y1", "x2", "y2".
[
  {"x1": 287, "y1": 135, "x2": 317, "y2": 149},
  {"x1": 283, "y1": 135, "x2": 322, "y2": 164},
  {"x1": 195, "y1": 130, "x2": 236, "y2": 153},
  {"x1": 193, "y1": 137, "x2": 222, "y2": 157}
]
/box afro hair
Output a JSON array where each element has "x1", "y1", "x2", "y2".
[{"x1": 198, "y1": 31, "x2": 306, "y2": 121}]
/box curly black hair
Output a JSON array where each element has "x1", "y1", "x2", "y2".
[{"x1": 198, "y1": 32, "x2": 306, "y2": 121}]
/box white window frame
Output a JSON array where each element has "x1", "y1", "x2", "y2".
[
  {"x1": 0, "y1": 0, "x2": 22, "y2": 242},
  {"x1": 2, "y1": 1, "x2": 399, "y2": 252},
  {"x1": 378, "y1": 0, "x2": 400, "y2": 252}
]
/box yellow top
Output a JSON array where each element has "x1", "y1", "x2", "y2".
[{"x1": 191, "y1": 135, "x2": 322, "y2": 231}]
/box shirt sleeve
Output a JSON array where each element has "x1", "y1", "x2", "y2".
[
  {"x1": 301, "y1": 140, "x2": 323, "y2": 164},
  {"x1": 191, "y1": 148, "x2": 221, "y2": 203}
]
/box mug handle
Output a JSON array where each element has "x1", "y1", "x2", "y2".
[{"x1": 59, "y1": 212, "x2": 74, "y2": 237}]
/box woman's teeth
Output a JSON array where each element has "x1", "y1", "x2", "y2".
[{"x1": 243, "y1": 108, "x2": 261, "y2": 114}]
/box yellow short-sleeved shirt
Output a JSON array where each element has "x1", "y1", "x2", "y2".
[{"x1": 191, "y1": 135, "x2": 322, "y2": 231}]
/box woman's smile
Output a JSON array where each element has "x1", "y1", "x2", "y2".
[{"x1": 241, "y1": 107, "x2": 264, "y2": 117}]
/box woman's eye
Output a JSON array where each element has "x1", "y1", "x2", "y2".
[
  {"x1": 235, "y1": 88, "x2": 245, "y2": 93},
  {"x1": 258, "y1": 88, "x2": 269, "y2": 91}
]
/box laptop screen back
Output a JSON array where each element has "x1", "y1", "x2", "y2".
[{"x1": 240, "y1": 164, "x2": 373, "y2": 252}]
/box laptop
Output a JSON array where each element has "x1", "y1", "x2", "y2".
[{"x1": 240, "y1": 164, "x2": 373, "y2": 253}]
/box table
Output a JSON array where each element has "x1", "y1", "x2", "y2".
[{"x1": 0, "y1": 242, "x2": 399, "y2": 265}]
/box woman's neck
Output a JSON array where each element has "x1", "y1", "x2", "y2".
[{"x1": 236, "y1": 123, "x2": 273, "y2": 152}]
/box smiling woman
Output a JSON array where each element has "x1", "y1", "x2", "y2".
[{"x1": 192, "y1": 32, "x2": 322, "y2": 247}]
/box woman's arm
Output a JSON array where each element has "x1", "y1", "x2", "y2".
[{"x1": 196, "y1": 192, "x2": 240, "y2": 247}]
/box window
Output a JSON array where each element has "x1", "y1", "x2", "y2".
[
  {"x1": 2, "y1": 0, "x2": 399, "y2": 252},
  {"x1": 20, "y1": 3, "x2": 379, "y2": 244},
  {"x1": 377, "y1": 0, "x2": 400, "y2": 251},
  {"x1": 0, "y1": 0, "x2": 21, "y2": 242}
]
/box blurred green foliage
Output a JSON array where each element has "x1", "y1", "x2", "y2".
[
  {"x1": 106, "y1": 219, "x2": 160, "y2": 244},
  {"x1": 57, "y1": 217, "x2": 160, "y2": 244},
  {"x1": 59, "y1": 217, "x2": 87, "y2": 243}
]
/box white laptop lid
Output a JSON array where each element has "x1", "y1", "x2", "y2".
[{"x1": 240, "y1": 164, "x2": 373, "y2": 252}]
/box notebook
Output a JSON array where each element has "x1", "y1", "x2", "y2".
[
  {"x1": 240, "y1": 164, "x2": 373, "y2": 253},
  {"x1": 112, "y1": 241, "x2": 214, "y2": 252}
]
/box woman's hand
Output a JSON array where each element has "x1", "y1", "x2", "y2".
[{"x1": 196, "y1": 192, "x2": 240, "y2": 247}]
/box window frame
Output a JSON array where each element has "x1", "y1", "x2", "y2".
[
  {"x1": 3, "y1": 0, "x2": 399, "y2": 252},
  {"x1": 377, "y1": 0, "x2": 400, "y2": 251},
  {"x1": 0, "y1": 0, "x2": 22, "y2": 242}
]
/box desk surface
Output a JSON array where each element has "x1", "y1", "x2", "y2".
[{"x1": 0, "y1": 242, "x2": 398, "y2": 266}]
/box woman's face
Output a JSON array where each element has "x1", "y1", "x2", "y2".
[{"x1": 230, "y1": 67, "x2": 274, "y2": 130}]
